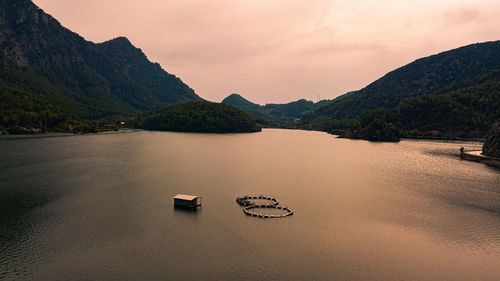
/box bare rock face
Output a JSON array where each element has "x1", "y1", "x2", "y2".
[{"x1": 483, "y1": 122, "x2": 500, "y2": 158}]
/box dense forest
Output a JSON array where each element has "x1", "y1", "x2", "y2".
[
  {"x1": 299, "y1": 73, "x2": 500, "y2": 141},
  {"x1": 1, "y1": 1, "x2": 499, "y2": 139},
  {"x1": 222, "y1": 93, "x2": 331, "y2": 126},
  {"x1": 140, "y1": 101, "x2": 261, "y2": 133},
  {"x1": 0, "y1": 0, "x2": 198, "y2": 134},
  {"x1": 298, "y1": 41, "x2": 500, "y2": 141},
  {"x1": 483, "y1": 122, "x2": 500, "y2": 158}
]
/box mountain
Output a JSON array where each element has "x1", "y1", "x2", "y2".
[
  {"x1": 398, "y1": 72, "x2": 500, "y2": 139},
  {"x1": 140, "y1": 101, "x2": 261, "y2": 133},
  {"x1": 306, "y1": 41, "x2": 500, "y2": 140},
  {"x1": 0, "y1": 0, "x2": 199, "y2": 132},
  {"x1": 221, "y1": 94, "x2": 271, "y2": 124},
  {"x1": 314, "y1": 41, "x2": 500, "y2": 120},
  {"x1": 222, "y1": 93, "x2": 260, "y2": 111},
  {"x1": 222, "y1": 93, "x2": 331, "y2": 126}
]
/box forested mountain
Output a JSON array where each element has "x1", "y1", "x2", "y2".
[
  {"x1": 0, "y1": 0, "x2": 199, "y2": 133},
  {"x1": 222, "y1": 93, "x2": 330, "y2": 126},
  {"x1": 140, "y1": 101, "x2": 261, "y2": 133},
  {"x1": 222, "y1": 94, "x2": 261, "y2": 111},
  {"x1": 304, "y1": 41, "x2": 500, "y2": 140},
  {"x1": 314, "y1": 41, "x2": 500, "y2": 119}
]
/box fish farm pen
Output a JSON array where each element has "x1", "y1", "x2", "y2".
[{"x1": 236, "y1": 195, "x2": 293, "y2": 218}]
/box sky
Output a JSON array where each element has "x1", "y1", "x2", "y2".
[{"x1": 33, "y1": 0, "x2": 500, "y2": 104}]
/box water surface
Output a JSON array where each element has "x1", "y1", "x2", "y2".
[{"x1": 1, "y1": 129, "x2": 499, "y2": 281}]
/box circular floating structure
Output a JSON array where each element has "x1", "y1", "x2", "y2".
[
  {"x1": 243, "y1": 204, "x2": 294, "y2": 218},
  {"x1": 236, "y1": 195, "x2": 279, "y2": 207}
]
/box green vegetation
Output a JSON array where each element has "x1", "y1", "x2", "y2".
[
  {"x1": 0, "y1": 0, "x2": 199, "y2": 134},
  {"x1": 302, "y1": 42, "x2": 500, "y2": 141},
  {"x1": 339, "y1": 109, "x2": 400, "y2": 142},
  {"x1": 1, "y1": 1, "x2": 499, "y2": 140},
  {"x1": 483, "y1": 122, "x2": 500, "y2": 158},
  {"x1": 399, "y1": 80, "x2": 500, "y2": 139},
  {"x1": 222, "y1": 93, "x2": 331, "y2": 127},
  {"x1": 314, "y1": 41, "x2": 500, "y2": 120},
  {"x1": 302, "y1": 76, "x2": 500, "y2": 141},
  {"x1": 140, "y1": 101, "x2": 261, "y2": 133}
]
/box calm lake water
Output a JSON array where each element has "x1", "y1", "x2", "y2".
[{"x1": 1, "y1": 129, "x2": 499, "y2": 281}]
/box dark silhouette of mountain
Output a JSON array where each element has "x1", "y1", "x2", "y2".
[
  {"x1": 0, "y1": 0, "x2": 199, "y2": 132},
  {"x1": 314, "y1": 41, "x2": 500, "y2": 120},
  {"x1": 140, "y1": 101, "x2": 261, "y2": 133},
  {"x1": 222, "y1": 93, "x2": 260, "y2": 111},
  {"x1": 306, "y1": 41, "x2": 500, "y2": 140},
  {"x1": 222, "y1": 93, "x2": 331, "y2": 126}
]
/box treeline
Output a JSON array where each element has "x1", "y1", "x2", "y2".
[
  {"x1": 301, "y1": 79, "x2": 500, "y2": 141},
  {"x1": 0, "y1": 85, "x2": 134, "y2": 134},
  {"x1": 139, "y1": 101, "x2": 261, "y2": 133},
  {"x1": 0, "y1": 85, "x2": 67, "y2": 133},
  {"x1": 222, "y1": 94, "x2": 332, "y2": 127}
]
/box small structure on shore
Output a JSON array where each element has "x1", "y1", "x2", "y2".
[
  {"x1": 459, "y1": 147, "x2": 500, "y2": 168},
  {"x1": 174, "y1": 194, "x2": 201, "y2": 208}
]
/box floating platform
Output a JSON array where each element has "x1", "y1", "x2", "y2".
[
  {"x1": 174, "y1": 194, "x2": 201, "y2": 208},
  {"x1": 243, "y1": 204, "x2": 294, "y2": 218},
  {"x1": 236, "y1": 194, "x2": 293, "y2": 219},
  {"x1": 236, "y1": 194, "x2": 279, "y2": 207}
]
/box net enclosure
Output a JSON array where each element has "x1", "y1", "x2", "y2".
[{"x1": 236, "y1": 194, "x2": 293, "y2": 218}]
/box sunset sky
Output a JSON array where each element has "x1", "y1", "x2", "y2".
[{"x1": 33, "y1": 0, "x2": 500, "y2": 104}]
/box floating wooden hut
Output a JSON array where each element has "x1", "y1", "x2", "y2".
[{"x1": 174, "y1": 194, "x2": 201, "y2": 208}]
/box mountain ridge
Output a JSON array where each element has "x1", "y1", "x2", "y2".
[
  {"x1": 304, "y1": 40, "x2": 500, "y2": 140},
  {"x1": 0, "y1": 0, "x2": 199, "y2": 131},
  {"x1": 222, "y1": 93, "x2": 331, "y2": 126},
  {"x1": 314, "y1": 40, "x2": 500, "y2": 119}
]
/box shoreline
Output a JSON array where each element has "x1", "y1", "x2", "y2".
[
  {"x1": 460, "y1": 150, "x2": 500, "y2": 169},
  {"x1": 0, "y1": 129, "x2": 143, "y2": 141},
  {"x1": 283, "y1": 127, "x2": 487, "y2": 143},
  {"x1": 0, "y1": 127, "x2": 487, "y2": 143}
]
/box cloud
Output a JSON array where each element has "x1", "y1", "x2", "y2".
[{"x1": 443, "y1": 7, "x2": 480, "y2": 26}]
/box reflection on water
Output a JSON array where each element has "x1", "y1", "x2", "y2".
[{"x1": 0, "y1": 129, "x2": 499, "y2": 281}]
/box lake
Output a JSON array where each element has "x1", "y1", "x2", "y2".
[{"x1": 1, "y1": 129, "x2": 499, "y2": 281}]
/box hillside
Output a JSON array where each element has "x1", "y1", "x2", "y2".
[
  {"x1": 314, "y1": 41, "x2": 500, "y2": 120},
  {"x1": 0, "y1": 0, "x2": 199, "y2": 133},
  {"x1": 222, "y1": 93, "x2": 330, "y2": 126},
  {"x1": 140, "y1": 101, "x2": 261, "y2": 133},
  {"x1": 305, "y1": 41, "x2": 500, "y2": 140},
  {"x1": 222, "y1": 93, "x2": 260, "y2": 111}
]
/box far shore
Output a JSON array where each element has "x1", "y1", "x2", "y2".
[
  {"x1": 0, "y1": 127, "x2": 487, "y2": 145},
  {"x1": 0, "y1": 129, "x2": 143, "y2": 141}
]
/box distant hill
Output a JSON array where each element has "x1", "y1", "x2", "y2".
[
  {"x1": 140, "y1": 101, "x2": 261, "y2": 133},
  {"x1": 306, "y1": 41, "x2": 500, "y2": 140},
  {"x1": 0, "y1": 0, "x2": 199, "y2": 133},
  {"x1": 314, "y1": 41, "x2": 500, "y2": 120},
  {"x1": 222, "y1": 93, "x2": 260, "y2": 111},
  {"x1": 399, "y1": 72, "x2": 500, "y2": 139},
  {"x1": 222, "y1": 93, "x2": 331, "y2": 126}
]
